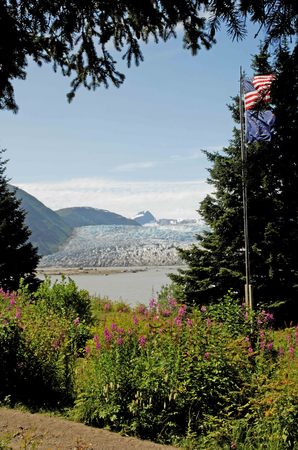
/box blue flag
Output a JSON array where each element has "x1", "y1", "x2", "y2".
[
  {"x1": 242, "y1": 75, "x2": 275, "y2": 143},
  {"x1": 245, "y1": 110, "x2": 275, "y2": 143}
]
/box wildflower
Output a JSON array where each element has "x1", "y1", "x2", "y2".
[
  {"x1": 174, "y1": 317, "x2": 182, "y2": 327},
  {"x1": 52, "y1": 339, "x2": 61, "y2": 350},
  {"x1": 15, "y1": 307, "x2": 21, "y2": 319},
  {"x1": 85, "y1": 346, "x2": 91, "y2": 354},
  {"x1": 244, "y1": 311, "x2": 249, "y2": 321},
  {"x1": 149, "y1": 298, "x2": 157, "y2": 309},
  {"x1": 168, "y1": 297, "x2": 177, "y2": 308},
  {"x1": 104, "y1": 327, "x2": 112, "y2": 342},
  {"x1": 9, "y1": 296, "x2": 16, "y2": 306},
  {"x1": 178, "y1": 305, "x2": 187, "y2": 317},
  {"x1": 278, "y1": 347, "x2": 284, "y2": 356},
  {"x1": 206, "y1": 318, "x2": 212, "y2": 328},
  {"x1": 204, "y1": 352, "x2": 210, "y2": 359},
  {"x1": 248, "y1": 347, "x2": 253, "y2": 353},
  {"x1": 104, "y1": 303, "x2": 111, "y2": 311},
  {"x1": 161, "y1": 309, "x2": 171, "y2": 317},
  {"x1": 289, "y1": 346, "x2": 295, "y2": 358},
  {"x1": 133, "y1": 315, "x2": 139, "y2": 325},
  {"x1": 267, "y1": 342, "x2": 273, "y2": 351},
  {"x1": 137, "y1": 304, "x2": 147, "y2": 315},
  {"x1": 138, "y1": 335, "x2": 147, "y2": 347},
  {"x1": 110, "y1": 322, "x2": 117, "y2": 331},
  {"x1": 186, "y1": 318, "x2": 193, "y2": 327},
  {"x1": 116, "y1": 337, "x2": 124, "y2": 346},
  {"x1": 73, "y1": 317, "x2": 80, "y2": 326},
  {"x1": 200, "y1": 305, "x2": 207, "y2": 313},
  {"x1": 295, "y1": 326, "x2": 298, "y2": 345}
]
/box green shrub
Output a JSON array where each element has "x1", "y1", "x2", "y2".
[
  {"x1": 34, "y1": 276, "x2": 92, "y2": 324},
  {"x1": 0, "y1": 288, "x2": 80, "y2": 407}
]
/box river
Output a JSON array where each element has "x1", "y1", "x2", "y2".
[{"x1": 39, "y1": 266, "x2": 181, "y2": 306}]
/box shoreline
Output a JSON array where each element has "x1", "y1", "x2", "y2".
[{"x1": 37, "y1": 265, "x2": 181, "y2": 277}]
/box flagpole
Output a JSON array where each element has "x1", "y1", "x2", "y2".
[{"x1": 239, "y1": 66, "x2": 253, "y2": 310}]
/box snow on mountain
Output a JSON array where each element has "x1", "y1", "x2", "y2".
[{"x1": 133, "y1": 211, "x2": 157, "y2": 225}]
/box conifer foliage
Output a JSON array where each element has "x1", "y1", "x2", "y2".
[
  {"x1": 0, "y1": 0, "x2": 296, "y2": 112},
  {"x1": 0, "y1": 150, "x2": 40, "y2": 291},
  {"x1": 171, "y1": 46, "x2": 298, "y2": 321}
]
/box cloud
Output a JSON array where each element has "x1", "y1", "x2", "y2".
[
  {"x1": 111, "y1": 161, "x2": 157, "y2": 172},
  {"x1": 16, "y1": 177, "x2": 213, "y2": 220}
]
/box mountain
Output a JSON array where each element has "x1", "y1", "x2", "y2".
[
  {"x1": 133, "y1": 211, "x2": 157, "y2": 225},
  {"x1": 11, "y1": 186, "x2": 73, "y2": 256},
  {"x1": 56, "y1": 207, "x2": 140, "y2": 228}
]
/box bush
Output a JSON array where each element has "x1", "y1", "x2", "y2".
[
  {"x1": 34, "y1": 276, "x2": 92, "y2": 324},
  {"x1": 73, "y1": 294, "x2": 298, "y2": 448},
  {"x1": 0, "y1": 286, "x2": 86, "y2": 407}
]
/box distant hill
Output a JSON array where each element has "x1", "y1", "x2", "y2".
[
  {"x1": 11, "y1": 186, "x2": 73, "y2": 256},
  {"x1": 133, "y1": 210, "x2": 157, "y2": 225},
  {"x1": 56, "y1": 207, "x2": 140, "y2": 228}
]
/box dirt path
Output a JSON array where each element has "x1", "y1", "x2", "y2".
[{"x1": 0, "y1": 408, "x2": 178, "y2": 450}]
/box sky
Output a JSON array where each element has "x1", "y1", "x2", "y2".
[{"x1": 1, "y1": 24, "x2": 262, "y2": 220}]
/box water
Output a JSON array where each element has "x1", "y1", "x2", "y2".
[{"x1": 41, "y1": 266, "x2": 181, "y2": 306}]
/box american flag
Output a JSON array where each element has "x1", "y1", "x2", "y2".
[{"x1": 243, "y1": 74, "x2": 275, "y2": 110}]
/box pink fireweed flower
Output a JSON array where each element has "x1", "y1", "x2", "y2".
[
  {"x1": 206, "y1": 318, "x2": 212, "y2": 328},
  {"x1": 104, "y1": 303, "x2": 111, "y2": 311},
  {"x1": 204, "y1": 352, "x2": 210, "y2": 359},
  {"x1": 278, "y1": 347, "x2": 284, "y2": 356},
  {"x1": 178, "y1": 305, "x2": 187, "y2": 317},
  {"x1": 116, "y1": 337, "x2": 124, "y2": 346},
  {"x1": 200, "y1": 305, "x2": 207, "y2": 313},
  {"x1": 168, "y1": 297, "x2": 177, "y2": 308},
  {"x1": 244, "y1": 311, "x2": 249, "y2": 321},
  {"x1": 260, "y1": 340, "x2": 265, "y2": 350},
  {"x1": 52, "y1": 339, "x2": 61, "y2": 350},
  {"x1": 289, "y1": 346, "x2": 295, "y2": 358},
  {"x1": 110, "y1": 323, "x2": 117, "y2": 331},
  {"x1": 73, "y1": 317, "x2": 80, "y2": 326},
  {"x1": 248, "y1": 347, "x2": 254, "y2": 353},
  {"x1": 104, "y1": 327, "x2": 113, "y2": 342},
  {"x1": 117, "y1": 327, "x2": 125, "y2": 335},
  {"x1": 161, "y1": 309, "x2": 171, "y2": 317},
  {"x1": 85, "y1": 346, "x2": 91, "y2": 354},
  {"x1": 295, "y1": 326, "x2": 298, "y2": 345},
  {"x1": 93, "y1": 335, "x2": 101, "y2": 350},
  {"x1": 137, "y1": 304, "x2": 147, "y2": 315},
  {"x1": 174, "y1": 317, "x2": 182, "y2": 327},
  {"x1": 9, "y1": 296, "x2": 16, "y2": 306},
  {"x1": 133, "y1": 315, "x2": 139, "y2": 325},
  {"x1": 186, "y1": 318, "x2": 193, "y2": 327},
  {"x1": 149, "y1": 298, "x2": 157, "y2": 309},
  {"x1": 138, "y1": 335, "x2": 147, "y2": 347},
  {"x1": 15, "y1": 307, "x2": 21, "y2": 319},
  {"x1": 267, "y1": 342, "x2": 273, "y2": 351}
]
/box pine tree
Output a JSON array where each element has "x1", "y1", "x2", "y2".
[
  {"x1": 0, "y1": 150, "x2": 40, "y2": 291},
  {"x1": 171, "y1": 46, "x2": 298, "y2": 321},
  {"x1": 0, "y1": 0, "x2": 296, "y2": 112}
]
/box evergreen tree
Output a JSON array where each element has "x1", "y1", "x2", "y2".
[
  {"x1": 171, "y1": 46, "x2": 298, "y2": 321},
  {"x1": 0, "y1": 150, "x2": 40, "y2": 291},
  {"x1": 0, "y1": 0, "x2": 296, "y2": 112}
]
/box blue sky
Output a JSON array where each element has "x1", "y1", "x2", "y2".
[{"x1": 1, "y1": 24, "x2": 262, "y2": 219}]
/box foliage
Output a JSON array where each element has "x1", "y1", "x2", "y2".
[
  {"x1": 33, "y1": 276, "x2": 92, "y2": 325},
  {"x1": 73, "y1": 293, "x2": 298, "y2": 448},
  {"x1": 0, "y1": 280, "x2": 91, "y2": 407},
  {"x1": 0, "y1": 150, "x2": 40, "y2": 292},
  {"x1": 171, "y1": 46, "x2": 298, "y2": 322},
  {"x1": 0, "y1": 1, "x2": 296, "y2": 112}
]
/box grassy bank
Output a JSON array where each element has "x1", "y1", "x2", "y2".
[{"x1": 0, "y1": 279, "x2": 297, "y2": 449}]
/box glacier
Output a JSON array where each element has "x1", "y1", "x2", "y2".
[{"x1": 40, "y1": 224, "x2": 202, "y2": 267}]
